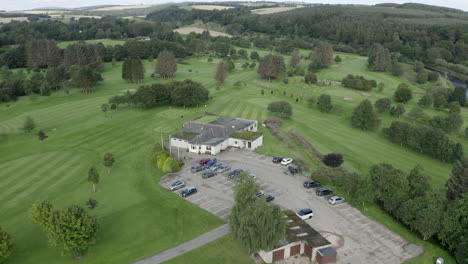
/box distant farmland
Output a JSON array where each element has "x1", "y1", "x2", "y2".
[
  {"x1": 0, "y1": 17, "x2": 28, "y2": 23},
  {"x1": 190, "y1": 5, "x2": 234, "y2": 10},
  {"x1": 174, "y1": 27, "x2": 231, "y2": 37},
  {"x1": 91, "y1": 4, "x2": 155, "y2": 11},
  {"x1": 251, "y1": 6, "x2": 302, "y2": 15}
]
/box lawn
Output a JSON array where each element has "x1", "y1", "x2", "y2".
[
  {"x1": 57, "y1": 39, "x2": 125, "y2": 49},
  {"x1": 0, "y1": 52, "x2": 461, "y2": 263},
  {"x1": 162, "y1": 234, "x2": 254, "y2": 264}
]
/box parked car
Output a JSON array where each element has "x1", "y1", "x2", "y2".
[
  {"x1": 228, "y1": 169, "x2": 244, "y2": 179},
  {"x1": 180, "y1": 187, "x2": 197, "y2": 197},
  {"x1": 202, "y1": 171, "x2": 217, "y2": 179},
  {"x1": 168, "y1": 180, "x2": 185, "y2": 191},
  {"x1": 328, "y1": 196, "x2": 345, "y2": 205},
  {"x1": 216, "y1": 165, "x2": 231, "y2": 173},
  {"x1": 288, "y1": 165, "x2": 299, "y2": 175},
  {"x1": 303, "y1": 180, "x2": 321, "y2": 188},
  {"x1": 316, "y1": 187, "x2": 333, "y2": 196},
  {"x1": 296, "y1": 208, "x2": 314, "y2": 220},
  {"x1": 248, "y1": 174, "x2": 257, "y2": 180},
  {"x1": 199, "y1": 159, "x2": 210, "y2": 165},
  {"x1": 191, "y1": 165, "x2": 204, "y2": 173},
  {"x1": 204, "y1": 159, "x2": 218, "y2": 168},
  {"x1": 272, "y1": 156, "x2": 284, "y2": 163},
  {"x1": 256, "y1": 191, "x2": 274, "y2": 202},
  {"x1": 211, "y1": 163, "x2": 224, "y2": 171},
  {"x1": 281, "y1": 158, "x2": 293, "y2": 165}
]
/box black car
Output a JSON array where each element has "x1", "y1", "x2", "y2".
[
  {"x1": 202, "y1": 171, "x2": 217, "y2": 179},
  {"x1": 288, "y1": 165, "x2": 299, "y2": 175},
  {"x1": 303, "y1": 180, "x2": 321, "y2": 188},
  {"x1": 316, "y1": 187, "x2": 333, "y2": 196},
  {"x1": 180, "y1": 187, "x2": 197, "y2": 197},
  {"x1": 191, "y1": 165, "x2": 204, "y2": 173},
  {"x1": 256, "y1": 191, "x2": 275, "y2": 202},
  {"x1": 272, "y1": 156, "x2": 284, "y2": 163}
]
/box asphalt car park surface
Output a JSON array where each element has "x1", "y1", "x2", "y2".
[{"x1": 160, "y1": 149, "x2": 422, "y2": 264}]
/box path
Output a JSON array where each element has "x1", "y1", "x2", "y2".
[{"x1": 132, "y1": 224, "x2": 230, "y2": 264}]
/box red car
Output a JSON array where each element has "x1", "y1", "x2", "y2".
[{"x1": 199, "y1": 159, "x2": 210, "y2": 165}]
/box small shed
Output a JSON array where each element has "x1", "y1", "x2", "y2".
[{"x1": 257, "y1": 210, "x2": 337, "y2": 263}]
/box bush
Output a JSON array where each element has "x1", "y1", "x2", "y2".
[
  {"x1": 390, "y1": 104, "x2": 406, "y2": 117},
  {"x1": 341, "y1": 74, "x2": 376, "y2": 91},
  {"x1": 304, "y1": 72, "x2": 317, "y2": 84},
  {"x1": 267, "y1": 101, "x2": 292, "y2": 118},
  {"x1": 416, "y1": 72, "x2": 429, "y2": 84},
  {"x1": 374, "y1": 97, "x2": 392, "y2": 113},
  {"x1": 394, "y1": 83, "x2": 412, "y2": 103},
  {"x1": 317, "y1": 94, "x2": 333, "y2": 113},
  {"x1": 322, "y1": 153, "x2": 344, "y2": 167}
]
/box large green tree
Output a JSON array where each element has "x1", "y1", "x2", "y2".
[
  {"x1": 0, "y1": 226, "x2": 14, "y2": 263},
  {"x1": 257, "y1": 54, "x2": 284, "y2": 81},
  {"x1": 170, "y1": 80, "x2": 209, "y2": 107},
  {"x1": 407, "y1": 166, "x2": 431, "y2": 198},
  {"x1": 214, "y1": 61, "x2": 228, "y2": 84},
  {"x1": 69, "y1": 65, "x2": 103, "y2": 94},
  {"x1": 351, "y1": 99, "x2": 380, "y2": 130},
  {"x1": 374, "y1": 97, "x2": 392, "y2": 113},
  {"x1": 446, "y1": 158, "x2": 468, "y2": 201},
  {"x1": 438, "y1": 196, "x2": 468, "y2": 251},
  {"x1": 289, "y1": 49, "x2": 301, "y2": 68},
  {"x1": 122, "y1": 57, "x2": 145, "y2": 83},
  {"x1": 394, "y1": 83, "x2": 413, "y2": 103},
  {"x1": 230, "y1": 179, "x2": 286, "y2": 253},
  {"x1": 25, "y1": 40, "x2": 62, "y2": 68},
  {"x1": 64, "y1": 42, "x2": 103, "y2": 71},
  {"x1": 370, "y1": 163, "x2": 408, "y2": 213},
  {"x1": 31, "y1": 203, "x2": 98, "y2": 257},
  {"x1": 317, "y1": 94, "x2": 333, "y2": 113}
]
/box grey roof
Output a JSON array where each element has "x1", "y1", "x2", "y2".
[
  {"x1": 318, "y1": 247, "x2": 337, "y2": 256},
  {"x1": 174, "y1": 117, "x2": 257, "y2": 146},
  {"x1": 280, "y1": 210, "x2": 331, "y2": 248}
]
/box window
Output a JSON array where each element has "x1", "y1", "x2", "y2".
[
  {"x1": 234, "y1": 141, "x2": 238, "y2": 145},
  {"x1": 206, "y1": 146, "x2": 211, "y2": 150},
  {"x1": 191, "y1": 145, "x2": 196, "y2": 150}
]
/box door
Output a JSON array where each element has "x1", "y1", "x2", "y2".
[
  {"x1": 248, "y1": 142, "x2": 252, "y2": 148},
  {"x1": 290, "y1": 244, "x2": 301, "y2": 256},
  {"x1": 272, "y1": 249, "x2": 285, "y2": 262}
]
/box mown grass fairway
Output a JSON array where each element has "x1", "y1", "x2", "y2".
[
  {"x1": 57, "y1": 39, "x2": 125, "y2": 49},
  {"x1": 0, "y1": 51, "x2": 460, "y2": 263}
]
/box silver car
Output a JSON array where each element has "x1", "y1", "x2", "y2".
[
  {"x1": 168, "y1": 180, "x2": 185, "y2": 191},
  {"x1": 328, "y1": 195, "x2": 345, "y2": 205}
]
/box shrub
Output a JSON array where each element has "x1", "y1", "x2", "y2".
[
  {"x1": 267, "y1": 101, "x2": 293, "y2": 118},
  {"x1": 341, "y1": 74, "x2": 376, "y2": 91},
  {"x1": 394, "y1": 83, "x2": 412, "y2": 103},
  {"x1": 374, "y1": 97, "x2": 392, "y2": 113}
]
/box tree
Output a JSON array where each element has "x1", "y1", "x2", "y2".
[
  {"x1": 368, "y1": 43, "x2": 391, "y2": 72},
  {"x1": 225, "y1": 59, "x2": 235, "y2": 72},
  {"x1": 230, "y1": 179, "x2": 286, "y2": 253},
  {"x1": 155, "y1": 50, "x2": 177, "y2": 78},
  {"x1": 45, "y1": 66, "x2": 67, "y2": 90},
  {"x1": 433, "y1": 94, "x2": 448, "y2": 109},
  {"x1": 170, "y1": 80, "x2": 209, "y2": 107},
  {"x1": 322, "y1": 153, "x2": 344, "y2": 168},
  {"x1": 103, "y1": 152, "x2": 115, "y2": 175},
  {"x1": 304, "y1": 72, "x2": 317, "y2": 84},
  {"x1": 407, "y1": 165, "x2": 431, "y2": 198},
  {"x1": 394, "y1": 83, "x2": 412, "y2": 103},
  {"x1": 390, "y1": 104, "x2": 406, "y2": 118},
  {"x1": 451, "y1": 86, "x2": 467, "y2": 107},
  {"x1": 87, "y1": 165, "x2": 100, "y2": 193},
  {"x1": 38, "y1": 130, "x2": 48, "y2": 141},
  {"x1": 0, "y1": 227, "x2": 14, "y2": 263},
  {"x1": 418, "y1": 94, "x2": 433, "y2": 107},
  {"x1": 449, "y1": 102, "x2": 461, "y2": 114},
  {"x1": 23, "y1": 116, "x2": 36, "y2": 133},
  {"x1": 86, "y1": 199, "x2": 98, "y2": 209},
  {"x1": 438, "y1": 196, "x2": 468, "y2": 251},
  {"x1": 64, "y1": 42, "x2": 103, "y2": 71},
  {"x1": 101, "y1": 104, "x2": 109, "y2": 117},
  {"x1": 257, "y1": 54, "x2": 284, "y2": 81},
  {"x1": 370, "y1": 163, "x2": 408, "y2": 213},
  {"x1": 334, "y1": 55, "x2": 342, "y2": 63},
  {"x1": 215, "y1": 61, "x2": 228, "y2": 84},
  {"x1": 317, "y1": 94, "x2": 333, "y2": 113},
  {"x1": 310, "y1": 41, "x2": 334, "y2": 69},
  {"x1": 446, "y1": 158, "x2": 468, "y2": 201},
  {"x1": 351, "y1": 99, "x2": 380, "y2": 130},
  {"x1": 391, "y1": 58, "x2": 403, "y2": 76},
  {"x1": 353, "y1": 176, "x2": 375, "y2": 206},
  {"x1": 267, "y1": 101, "x2": 292, "y2": 118},
  {"x1": 122, "y1": 57, "x2": 145, "y2": 83},
  {"x1": 25, "y1": 40, "x2": 62, "y2": 68},
  {"x1": 414, "y1": 61, "x2": 424, "y2": 73},
  {"x1": 407, "y1": 107, "x2": 424, "y2": 121},
  {"x1": 290, "y1": 49, "x2": 300, "y2": 68},
  {"x1": 69, "y1": 65, "x2": 103, "y2": 94},
  {"x1": 374, "y1": 97, "x2": 392, "y2": 113},
  {"x1": 250, "y1": 51, "x2": 259, "y2": 61}
]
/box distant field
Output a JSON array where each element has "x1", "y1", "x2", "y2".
[
  {"x1": 50, "y1": 14, "x2": 101, "y2": 20},
  {"x1": 251, "y1": 6, "x2": 302, "y2": 14},
  {"x1": 174, "y1": 27, "x2": 231, "y2": 37},
  {"x1": 91, "y1": 4, "x2": 155, "y2": 11},
  {"x1": 0, "y1": 17, "x2": 28, "y2": 23},
  {"x1": 57, "y1": 39, "x2": 125, "y2": 48},
  {"x1": 190, "y1": 5, "x2": 234, "y2": 10},
  {"x1": 4, "y1": 10, "x2": 68, "y2": 14}
]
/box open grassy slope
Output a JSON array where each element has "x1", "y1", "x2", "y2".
[
  {"x1": 0, "y1": 52, "x2": 461, "y2": 263},
  {"x1": 57, "y1": 39, "x2": 125, "y2": 49}
]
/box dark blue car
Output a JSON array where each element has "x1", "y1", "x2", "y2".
[
  {"x1": 228, "y1": 169, "x2": 243, "y2": 179},
  {"x1": 180, "y1": 187, "x2": 198, "y2": 197}
]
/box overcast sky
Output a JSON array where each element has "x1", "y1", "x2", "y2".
[{"x1": 2, "y1": 0, "x2": 467, "y2": 12}]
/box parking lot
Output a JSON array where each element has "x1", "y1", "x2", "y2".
[{"x1": 160, "y1": 149, "x2": 423, "y2": 264}]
